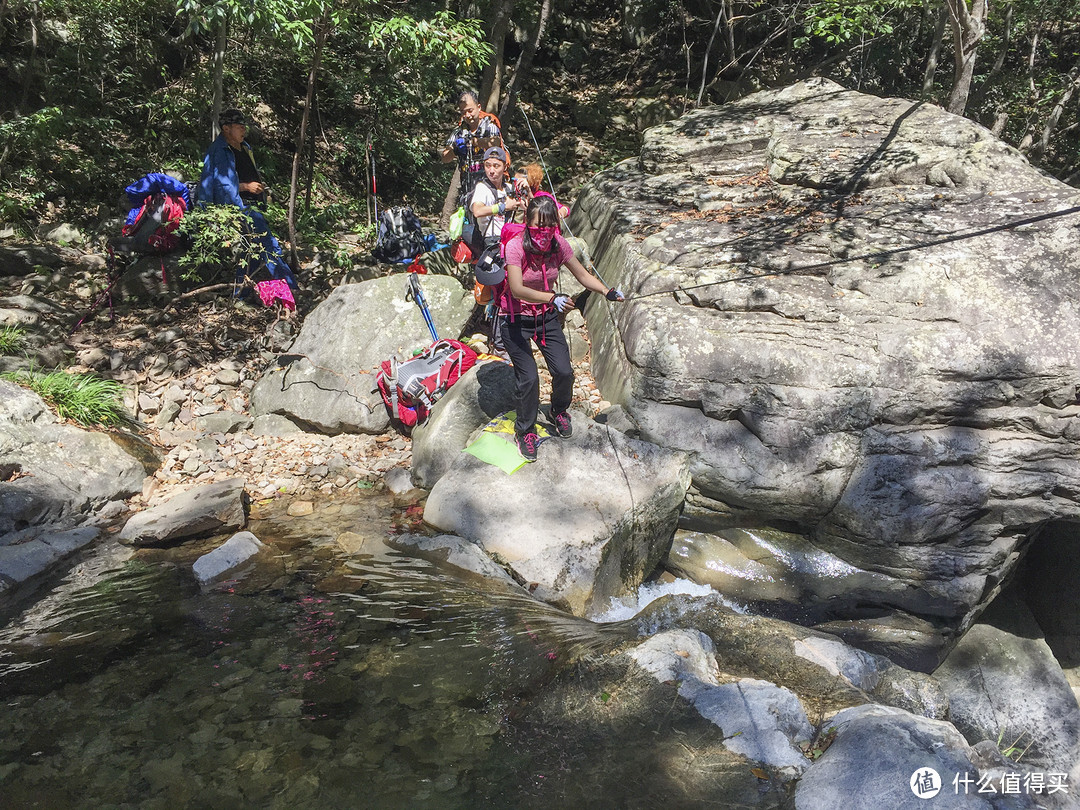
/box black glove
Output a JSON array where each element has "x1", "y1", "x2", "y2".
[{"x1": 606, "y1": 287, "x2": 625, "y2": 302}]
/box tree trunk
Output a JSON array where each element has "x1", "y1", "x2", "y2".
[
  {"x1": 1028, "y1": 65, "x2": 1080, "y2": 160},
  {"x1": 287, "y1": 10, "x2": 330, "y2": 270},
  {"x1": 1027, "y1": 29, "x2": 1040, "y2": 95},
  {"x1": 439, "y1": 166, "x2": 461, "y2": 231},
  {"x1": 499, "y1": 0, "x2": 553, "y2": 122},
  {"x1": 990, "y1": 110, "x2": 1008, "y2": 136},
  {"x1": 945, "y1": 0, "x2": 989, "y2": 116},
  {"x1": 479, "y1": 0, "x2": 515, "y2": 113},
  {"x1": 696, "y1": 2, "x2": 725, "y2": 107},
  {"x1": 0, "y1": 4, "x2": 38, "y2": 180},
  {"x1": 211, "y1": 17, "x2": 228, "y2": 141},
  {"x1": 922, "y1": 3, "x2": 947, "y2": 93}
]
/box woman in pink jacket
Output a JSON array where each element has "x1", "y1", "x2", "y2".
[{"x1": 498, "y1": 195, "x2": 624, "y2": 462}]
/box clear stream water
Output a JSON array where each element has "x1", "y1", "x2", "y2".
[{"x1": 0, "y1": 493, "x2": 716, "y2": 810}]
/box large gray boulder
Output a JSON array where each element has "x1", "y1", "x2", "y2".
[
  {"x1": 424, "y1": 418, "x2": 691, "y2": 616},
  {"x1": 409, "y1": 361, "x2": 516, "y2": 489},
  {"x1": 795, "y1": 704, "x2": 1040, "y2": 810},
  {"x1": 934, "y1": 594, "x2": 1080, "y2": 775},
  {"x1": 286, "y1": 274, "x2": 473, "y2": 373},
  {"x1": 250, "y1": 358, "x2": 388, "y2": 435},
  {"x1": 572, "y1": 77, "x2": 1080, "y2": 669},
  {"x1": 250, "y1": 275, "x2": 473, "y2": 434},
  {"x1": 0, "y1": 380, "x2": 151, "y2": 534}
]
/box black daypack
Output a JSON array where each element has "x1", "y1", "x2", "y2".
[{"x1": 372, "y1": 206, "x2": 427, "y2": 263}]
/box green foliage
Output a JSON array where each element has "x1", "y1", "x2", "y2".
[
  {"x1": 796, "y1": 1, "x2": 920, "y2": 48},
  {"x1": 996, "y1": 729, "x2": 1034, "y2": 762},
  {"x1": 0, "y1": 325, "x2": 27, "y2": 355},
  {"x1": 0, "y1": 368, "x2": 131, "y2": 427},
  {"x1": 367, "y1": 11, "x2": 493, "y2": 69},
  {"x1": 176, "y1": 203, "x2": 260, "y2": 282}
]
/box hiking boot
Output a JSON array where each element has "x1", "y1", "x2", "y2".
[
  {"x1": 516, "y1": 431, "x2": 539, "y2": 462},
  {"x1": 552, "y1": 411, "x2": 572, "y2": 438}
]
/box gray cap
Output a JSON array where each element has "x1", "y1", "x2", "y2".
[
  {"x1": 483, "y1": 146, "x2": 508, "y2": 164},
  {"x1": 474, "y1": 249, "x2": 506, "y2": 286}
]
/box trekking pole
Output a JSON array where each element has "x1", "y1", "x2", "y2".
[
  {"x1": 406, "y1": 272, "x2": 439, "y2": 342},
  {"x1": 365, "y1": 134, "x2": 372, "y2": 228},
  {"x1": 370, "y1": 141, "x2": 379, "y2": 224}
]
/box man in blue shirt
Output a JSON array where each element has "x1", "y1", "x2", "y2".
[{"x1": 198, "y1": 108, "x2": 296, "y2": 289}]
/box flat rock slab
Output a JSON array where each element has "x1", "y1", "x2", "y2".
[
  {"x1": 0, "y1": 527, "x2": 100, "y2": 592},
  {"x1": 119, "y1": 477, "x2": 248, "y2": 547},
  {"x1": 424, "y1": 419, "x2": 690, "y2": 616}
]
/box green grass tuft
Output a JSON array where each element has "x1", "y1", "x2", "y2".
[
  {"x1": 0, "y1": 368, "x2": 132, "y2": 427},
  {"x1": 0, "y1": 325, "x2": 27, "y2": 355}
]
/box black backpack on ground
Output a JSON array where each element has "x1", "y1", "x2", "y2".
[{"x1": 372, "y1": 206, "x2": 427, "y2": 263}]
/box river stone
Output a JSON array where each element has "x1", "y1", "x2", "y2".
[
  {"x1": 286, "y1": 500, "x2": 314, "y2": 517},
  {"x1": 629, "y1": 629, "x2": 814, "y2": 774},
  {"x1": 409, "y1": 361, "x2": 517, "y2": 489},
  {"x1": 249, "y1": 358, "x2": 388, "y2": 435},
  {"x1": 794, "y1": 704, "x2": 1040, "y2": 810},
  {"x1": 0, "y1": 380, "x2": 150, "y2": 533},
  {"x1": 192, "y1": 531, "x2": 266, "y2": 584},
  {"x1": 193, "y1": 412, "x2": 251, "y2": 434},
  {"x1": 383, "y1": 467, "x2": 415, "y2": 494},
  {"x1": 389, "y1": 533, "x2": 524, "y2": 591},
  {"x1": 424, "y1": 418, "x2": 690, "y2": 616},
  {"x1": 41, "y1": 223, "x2": 85, "y2": 245},
  {"x1": 119, "y1": 477, "x2": 247, "y2": 547},
  {"x1": 933, "y1": 593, "x2": 1080, "y2": 775},
  {"x1": 572, "y1": 77, "x2": 1080, "y2": 669}
]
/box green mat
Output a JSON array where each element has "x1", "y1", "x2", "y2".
[{"x1": 463, "y1": 412, "x2": 551, "y2": 474}]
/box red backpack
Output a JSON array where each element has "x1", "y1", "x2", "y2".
[{"x1": 375, "y1": 339, "x2": 477, "y2": 430}]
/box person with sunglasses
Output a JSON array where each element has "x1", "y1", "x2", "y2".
[{"x1": 498, "y1": 195, "x2": 625, "y2": 462}]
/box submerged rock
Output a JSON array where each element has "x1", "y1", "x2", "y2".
[
  {"x1": 573, "y1": 77, "x2": 1080, "y2": 668},
  {"x1": 628, "y1": 629, "x2": 814, "y2": 774},
  {"x1": 192, "y1": 530, "x2": 266, "y2": 584}
]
